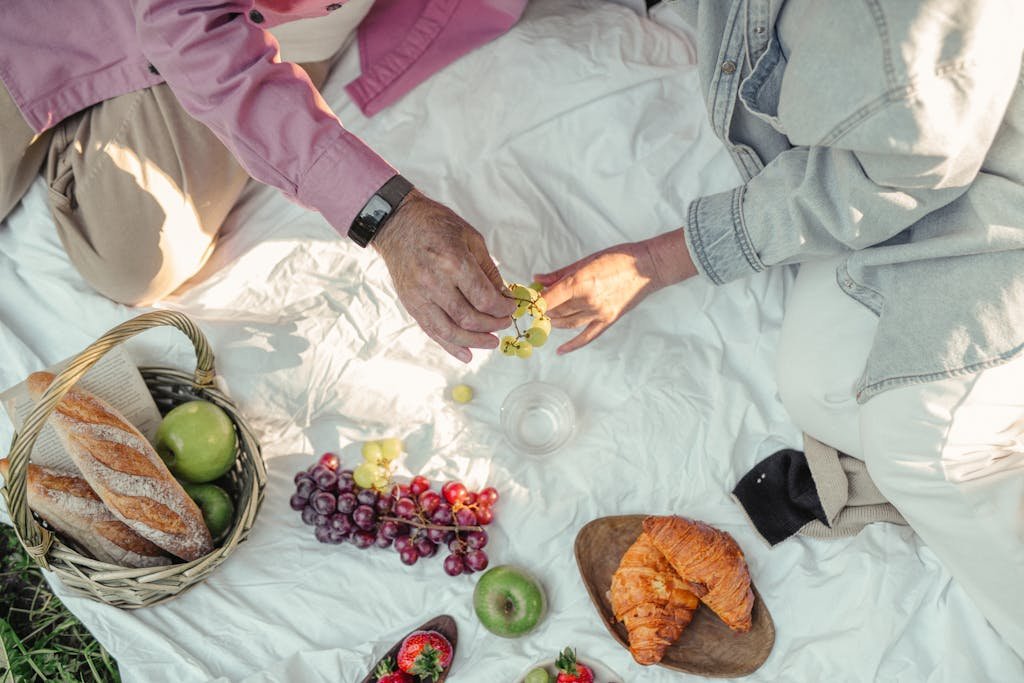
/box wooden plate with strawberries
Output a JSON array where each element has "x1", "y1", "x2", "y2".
[{"x1": 360, "y1": 614, "x2": 457, "y2": 683}]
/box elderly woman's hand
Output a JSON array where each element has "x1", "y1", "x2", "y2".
[{"x1": 535, "y1": 229, "x2": 697, "y2": 353}]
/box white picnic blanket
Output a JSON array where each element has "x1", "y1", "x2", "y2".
[{"x1": 1, "y1": 1, "x2": 1021, "y2": 681}]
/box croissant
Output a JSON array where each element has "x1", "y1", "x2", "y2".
[
  {"x1": 643, "y1": 515, "x2": 754, "y2": 633},
  {"x1": 610, "y1": 531, "x2": 702, "y2": 665}
]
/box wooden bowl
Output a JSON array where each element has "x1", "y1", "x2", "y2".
[
  {"x1": 359, "y1": 615, "x2": 458, "y2": 683},
  {"x1": 574, "y1": 515, "x2": 775, "y2": 678}
]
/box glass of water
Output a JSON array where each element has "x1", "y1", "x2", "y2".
[{"x1": 500, "y1": 381, "x2": 576, "y2": 456}]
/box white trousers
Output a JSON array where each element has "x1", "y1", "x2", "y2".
[{"x1": 775, "y1": 258, "x2": 1024, "y2": 659}]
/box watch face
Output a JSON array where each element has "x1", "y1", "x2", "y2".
[
  {"x1": 363, "y1": 194, "x2": 391, "y2": 222},
  {"x1": 349, "y1": 176, "x2": 412, "y2": 247}
]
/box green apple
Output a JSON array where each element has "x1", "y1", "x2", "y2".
[
  {"x1": 180, "y1": 481, "x2": 234, "y2": 542},
  {"x1": 155, "y1": 400, "x2": 237, "y2": 483},
  {"x1": 473, "y1": 565, "x2": 547, "y2": 638}
]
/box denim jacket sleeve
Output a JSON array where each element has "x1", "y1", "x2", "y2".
[
  {"x1": 129, "y1": 0, "x2": 396, "y2": 234},
  {"x1": 685, "y1": 3, "x2": 1024, "y2": 285}
]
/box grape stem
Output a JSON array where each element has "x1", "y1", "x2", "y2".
[
  {"x1": 500, "y1": 293, "x2": 536, "y2": 340},
  {"x1": 499, "y1": 291, "x2": 535, "y2": 302},
  {"x1": 380, "y1": 515, "x2": 483, "y2": 533}
]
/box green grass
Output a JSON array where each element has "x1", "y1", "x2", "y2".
[{"x1": 0, "y1": 525, "x2": 120, "y2": 683}]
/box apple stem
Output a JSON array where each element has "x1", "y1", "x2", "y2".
[{"x1": 379, "y1": 515, "x2": 483, "y2": 533}]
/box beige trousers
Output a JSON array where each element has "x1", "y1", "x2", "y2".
[{"x1": 0, "y1": 63, "x2": 328, "y2": 306}]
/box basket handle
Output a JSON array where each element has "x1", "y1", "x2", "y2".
[{"x1": 3, "y1": 311, "x2": 216, "y2": 568}]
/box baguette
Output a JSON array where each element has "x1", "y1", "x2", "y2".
[
  {"x1": 0, "y1": 458, "x2": 172, "y2": 568},
  {"x1": 26, "y1": 372, "x2": 213, "y2": 561}
]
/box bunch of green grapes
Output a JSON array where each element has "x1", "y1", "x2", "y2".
[
  {"x1": 500, "y1": 282, "x2": 551, "y2": 359},
  {"x1": 353, "y1": 437, "x2": 403, "y2": 489}
]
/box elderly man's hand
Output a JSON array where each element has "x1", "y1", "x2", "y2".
[{"x1": 372, "y1": 190, "x2": 515, "y2": 362}]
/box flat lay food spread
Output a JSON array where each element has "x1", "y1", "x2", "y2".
[
  {"x1": 0, "y1": 312, "x2": 776, "y2": 679},
  {"x1": 3, "y1": 3, "x2": 1022, "y2": 680},
  {"x1": 0, "y1": 311, "x2": 777, "y2": 679}
]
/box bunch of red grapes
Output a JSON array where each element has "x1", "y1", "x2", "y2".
[{"x1": 290, "y1": 453, "x2": 499, "y2": 576}]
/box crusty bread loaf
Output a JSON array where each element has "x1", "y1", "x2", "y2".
[
  {"x1": 26, "y1": 372, "x2": 213, "y2": 561},
  {"x1": 0, "y1": 458, "x2": 172, "y2": 568}
]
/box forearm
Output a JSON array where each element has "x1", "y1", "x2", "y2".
[
  {"x1": 643, "y1": 228, "x2": 698, "y2": 289},
  {"x1": 131, "y1": 0, "x2": 394, "y2": 230}
]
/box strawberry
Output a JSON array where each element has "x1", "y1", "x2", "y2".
[
  {"x1": 555, "y1": 647, "x2": 594, "y2": 683},
  {"x1": 396, "y1": 630, "x2": 453, "y2": 682},
  {"x1": 375, "y1": 657, "x2": 414, "y2": 683}
]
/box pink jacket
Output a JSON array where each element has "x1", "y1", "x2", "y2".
[{"x1": 0, "y1": 0, "x2": 525, "y2": 234}]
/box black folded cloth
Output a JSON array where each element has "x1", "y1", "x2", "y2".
[
  {"x1": 732, "y1": 435, "x2": 907, "y2": 546},
  {"x1": 731, "y1": 448, "x2": 829, "y2": 546}
]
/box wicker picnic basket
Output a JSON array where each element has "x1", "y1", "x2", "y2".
[{"x1": 1, "y1": 311, "x2": 266, "y2": 608}]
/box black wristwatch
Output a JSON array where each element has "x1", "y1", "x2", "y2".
[{"x1": 347, "y1": 174, "x2": 415, "y2": 247}]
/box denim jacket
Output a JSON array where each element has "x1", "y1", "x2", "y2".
[{"x1": 670, "y1": 0, "x2": 1024, "y2": 401}]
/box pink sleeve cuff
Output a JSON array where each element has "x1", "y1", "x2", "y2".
[{"x1": 297, "y1": 130, "x2": 398, "y2": 235}]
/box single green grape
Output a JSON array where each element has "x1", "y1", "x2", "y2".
[
  {"x1": 524, "y1": 316, "x2": 551, "y2": 347},
  {"x1": 361, "y1": 441, "x2": 384, "y2": 465},
  {"x1": 501, "y1": 335, "x2": 519, "y2": 356},
  {"x1": 378, "y1": 437, "x2": 403, "y2": 462},
  {"x1": 515, "y1": 340, "x2": 533, "y2": 358},
  {"x1": 451, "y1": 384, "x2": 474, "y2": 403},
  {"x1": 529, "y1": 281, "x2": 545, "y2": 292},
  {"x1": 513, "y1": 301, "x2": 531, "y2": 318},
  {"x1": 511, "y1": 283, "x2": 539, "y2": 303},
  {"x1": 353, "y1": 462, "x2": 379, "y2": 489},
  {"x1": 524, "y1": 327, "x2": 548, "y2": 347}
]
